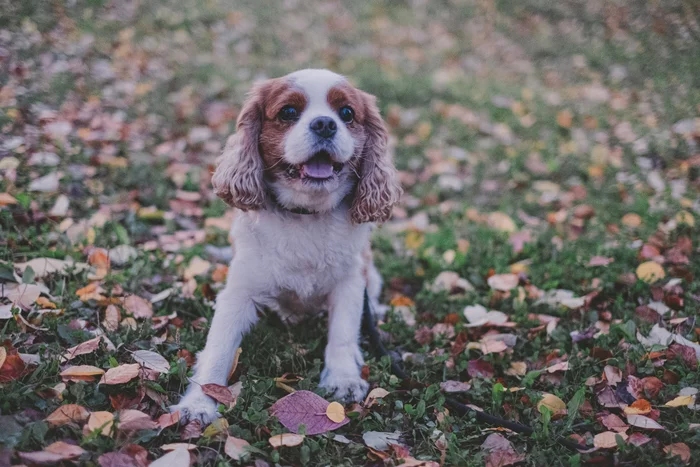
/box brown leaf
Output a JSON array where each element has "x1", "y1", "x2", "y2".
[
  {"x1": 224, "y1": 436, "x2": 250, "y2": 461},
  {"x1": 467, "y1": 360, "x2": 494, "y2": 379},
  {"x1": 593, "y1": 431, "x2": 628, "y2": 449},
  {"x1": 663, "y1": 443, "x2": 691, "y2": 464},
  {"x1": 46, "y1": 404, "x2": 90, "y2": 426},
  {"x1": 269, "y1": 390, "x2": 349, "y2": 435},
  {"x1": 100, "y1": 363, "x2": 140, "y2": 385},
  {"x1": 60, "y1": 365, "x2": 105, "y2": 382},
  {"x1": 123, "y1": 295, "x2": 153, "y2": 319},
  {"x1": 201, "y1": 383, "x2": 234, "y2": 405},
  {"x1": 180, "y1": 420, "x2": 202, "y2": 440},
  {"x1": 86, "y1": 411, "x2": 115, "y2": 436},
  {"x1": 62, "y1": 336, "x2": 101, "y2": 362},
  {"x1": 641, "y1": 376, "x2": 664, "y2": 399},
  {"x1": 158, "y1": 411, "x2": 180, "y2": 429},
  {"x1": 269, "y1": 433, "x2": 305, "y2": 448},
  {"x1": 19, "y1": 441, "x2": 85, "y2": 464},
  {"x1": 599, "y1": 413, "x2": 628, "y2": 433},
  {"x1": 117, "y1": 409, "x2": 158, "y2": 432},
  {"x1": 104, "y1": 305, "x2": 121, "y2": 332}
]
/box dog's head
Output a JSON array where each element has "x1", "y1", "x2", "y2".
[{"x1": 212, "y1": 69, "x2": 401, "y2": 223}]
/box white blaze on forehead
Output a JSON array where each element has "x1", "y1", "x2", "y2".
[{"x1": 287, "y1": 69, "x2": 346, "y2": 105}]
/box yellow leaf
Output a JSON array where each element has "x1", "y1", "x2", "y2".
[
  {"x1": 624, "y1": 399, "x2": 652, "y2": 415},
  {"x1": 325, "y1": 401, "x2": 346, "y2": 423},
  {"x1": 537, "y1": 393, "x2": 566, "y2": 415},
  {"x1": 664, "y1": 395, "x2": 695, "y2": 408},
  {"x1": 676, "y1": 211, "x2": 695, "y2": 227},
  {"x1": 269, "y1": 433, "x2": 305, "y2": 448},
  {"x1": 636, "y1": 262, "x2": 665, "y2": 283},
  {"x1": 0, "y1": 347, "x2": 6, "y2": 369},
  {"x1": 405, "y1": 231, "x2": 425, "y2": 250},
  {"x1": 203, "y1": 418, "x2": 229, "y2": 438},
  {"x1": 487, "y1": 212, "x2": 516, "y2": 233}
]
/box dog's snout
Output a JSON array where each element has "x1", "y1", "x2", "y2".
[{"x1": 310, "y1": 116, "x2": 337, "y2": 139}]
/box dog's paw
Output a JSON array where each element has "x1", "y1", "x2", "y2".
[
  {"x1": 170, "y1": 389, "x2": 221, "y2": 425},
  {"x1": 319, "y1": 371, "x2": 369, "y2": 403}
]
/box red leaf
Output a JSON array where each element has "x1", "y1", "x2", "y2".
[
  {"x1": 0, "y1": 352, "x2": 27, "y2": 382},
  {"x1": 269, "y1": 390, "x2": 349, "y2": 435},
  {"x1": 467, "y1": 359, "x2": 494, "y2": 379},
  {"x1": 201, "y1": 383, "x2": 233, "y2": 405}
]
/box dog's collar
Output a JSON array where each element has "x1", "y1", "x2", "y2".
[{"x1": 268, "y1": 192, "x2": 317, "y2": 215}]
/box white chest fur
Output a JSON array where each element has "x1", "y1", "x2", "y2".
[{"x1": 228, "y1": 207, "x2": 372, "y2": 319}]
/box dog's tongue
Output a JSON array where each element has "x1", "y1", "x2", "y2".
[{"x1": 302, "y1": 159, "x2": 334, "y2": 179}]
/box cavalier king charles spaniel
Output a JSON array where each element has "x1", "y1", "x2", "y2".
[{"x1": 172, "y1": 69, "x2": 402, "y2": 423}]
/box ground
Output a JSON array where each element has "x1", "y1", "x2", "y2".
[{"x1": 1, "y1": 0, "x2": 700, "y2": 465}]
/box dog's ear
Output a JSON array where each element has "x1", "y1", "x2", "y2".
[
  {"x1": 212, "y1": 84, "x2": 266, "y2": 210},
  {"x1": 350, "y1": 92, "x2": 402, "y2": 224}
]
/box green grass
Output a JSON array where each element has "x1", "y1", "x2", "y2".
[{"x1": 1, "y1": 0, "x2": 700, "y2": 465}]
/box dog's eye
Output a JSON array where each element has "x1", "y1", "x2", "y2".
[
  {"x1": 279, "y1": 106, "x2": 299, "y2": 122},
  {"x1": 338, "y1": 106, "x2": 354, "y2": 123}
]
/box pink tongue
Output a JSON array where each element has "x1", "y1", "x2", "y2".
[{"x1": 303, "y1": 160, "x2": 334, "y2": 178}]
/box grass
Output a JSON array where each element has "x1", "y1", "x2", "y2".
[{"x1": 1, "y1": 0, "x2": 700, "y2": 465}]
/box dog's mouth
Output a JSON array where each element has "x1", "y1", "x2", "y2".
[{"x1": 295, "y1": 150, "x2": 344, "y2": 182}]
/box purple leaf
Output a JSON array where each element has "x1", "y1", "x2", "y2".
[{"x1": 269, "y1": 390, "x2": 349, "y2": 435}]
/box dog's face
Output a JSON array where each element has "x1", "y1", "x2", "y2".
[{"x1": 212, "y1": 69, "x2": 401, "y2": 223}]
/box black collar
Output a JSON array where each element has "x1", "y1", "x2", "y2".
[{"x1": 268, "y1": 192, "x2": 318, "y2": 215}]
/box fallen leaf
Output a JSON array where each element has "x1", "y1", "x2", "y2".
[
  {"x1": 46, "y1": 404, "x2": 90, "y2": 426},
  {"x1": 132, "y1": 349, "x2": 170, "y2": 373},
  {"x1": 183, "y1": 256, "x2": 211, "y2": 280},
  {"x1": 636, "y1": 262, "x2": 666, "y2": 283},
  {"x1": 100, "y1": 363, "x2": 140, "y2": 385},
  {"x1": 123, "y1": 295, "x2": 153, "y2": 319},
  {"x1": 19, "y1": 441, "x2": 86, "y2": 464},
  {"x1": 3, "y1": 283, "x2": 41, "y2": 308},
  {"x1": 14, "y1": 257, "x2": 88, "y2": 278},
  {"x1": 626, "y1": 414, "x2": 665, "y2": 430},
  {"x1": 150, "y1": 447, "x2": 191, "y2": 467},
  {"x1": 269, "y1": 390, "x2": 349, "y2": 435},
  {"x1": 203, "y1": 418, "x2": 229, "y2": 438},
  {"x1": 439, "y1": 381, "x2": 472, "y2": 393},
  {"x1": 624, "y1": 399, "x2": 652, "y2": 415},
  {"x1": 269, "y1": 433, "x2": 305, "y2": 447},
  {"x1": 599, "y1": 413, "x2": 629, "y2": 433},
  {"x1": 362, "y1": 431, "x2": 401, "y2": 451},
  {"x1": 157, "y1": 411, "x2": 180, "y2": 429},
  {"x1": 160, "y1": 443, "x2": 197, "y2": 451},
  {"x1": 62, "y1": 336, "x2": 102, "y2": 362},
  {"x1": 593, "y1": 431, "x2": 628, "y2": 449},
  {"x1": 117, "y1": 409, "x2": 158, "y2": 432},
  {"x1": 664, "y1": 395, "x2": 695, "y2": 407},
  {"x1": 364, "y1": 387, "x2": 390, "y2": 406},
  {"x1": 487, "y1": 212, "x2": 517, "y2": 232},
  {"x1": 603, "y1": 365, "x2": 622, "y2": 386},
  {"x1": 487, "y1": 274, "x2": 519, "y2": 291},
  {"x1": 61, "y1": 365, "x2": 105, "y2": 381},
  {"x1": 326, "y1": 401, "x2": 345, "y2": 423},
  {"x1": 201, "y1": 383, "x2": 234, "y2": 405},
  {"x1": 224, "y1": 436, "x2": 250, "y2": 461},
  {"x1": 86, "y1": 411, "x2": 115, "y2": 436},
  {"x1": 664, "y1": 443, "x2": 691, "y2": 464},
  {"x1": 537, "y1": 393, "x2": 566, "y2": 416}
]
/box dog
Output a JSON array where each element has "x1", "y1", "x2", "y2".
[{"x1": 172, "y1": 69, "x2": 402, "y2": 424}]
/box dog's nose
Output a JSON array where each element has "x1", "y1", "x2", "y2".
[{"x1": 309, "y1": 117, "x2": 337, "y2": 139}]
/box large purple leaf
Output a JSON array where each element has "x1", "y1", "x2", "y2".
[{"x1": 269, "y1": 390, "x2": 349, "y2": 435}]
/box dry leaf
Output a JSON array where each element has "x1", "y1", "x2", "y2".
[
  {"x1": 203, "y1": 418, "x2": 229, "y2": 438},
  {"x1": 664, "y1": 395, "x2": 695, "y2": 407},
  {"x1": 86, "y1": 411, "x2": 115, "y2": 436},
  {"x1": 117, "y1": 409, "x2": 158, "y2": 432},
  {"x1": 202, "y1": 383, "x2": 234, "y2": 405},
  {"x1": 183, "y1": 256, "x2": 211, "y2": 280},
  {"x1": 626, "y1": 414, "x2": 665, "y2": 430},
  {"x1": 150, "y1": 447, "x2": 191, "y2": 467},
  {"x1": 269, "y1": 390, "x2": 349, "y2": 435},
  {"x1": 100, "y1": 363, "x2": 140, "y2": 385},
  {"x1": 123, "y1": 295, "x2": 153, "y2": 319},
  {"x1": 326, "y1": 402, "x2": 345, "y2": 423},
  {"x1": 224, "y1": 436, "x2": 250, "y2": 461},
  {"x1": 487, "y1": 274, "x2": 519, "y2": 291},
  {"x1": 593, "y1": 431, "x2": 628, "y2": 449},
  {"x1": 62, "y1": 336, "x2": 102, "y2": 362},
  {"x1": 537, "y1": 393, "x2": 566, "y2": 416},
  {"x1": 157, "y1": 411, "x2": 180, "y2": 429},
  {"x1": 269, "y1": 433, "x2": 305, "y2": 447},
  {"x1": 663, "y1": 443, "x2": 691, "y2": 464},
  {"x1": 487, "y1": 212, "x2": 517, "y2": 232},
  {"x1": 636, "y1": 262, "x2": 665, "y2": 283},
  {"x1": 46, "y1": 404, "x2": 90, "y2": 426},
  {"x1": 61, "y1": 365, "x2": 105, "y2": 381},
  {"x1": 624, "y1": 399, "x2": 651, "y2": 415},
  {"x1": 132, "y1": 349, "x2": 170, "y2": 373},
  {"x1": 364, "y1": 387, "x2": 390, "y2": 406}
]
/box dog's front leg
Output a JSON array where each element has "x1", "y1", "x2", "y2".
[
  {"x1": 171, "y1": 283, "x2": 258, "y2": 424},
  {"x1": 319, "y1": 271, "x2": 369, "y2": 402}
]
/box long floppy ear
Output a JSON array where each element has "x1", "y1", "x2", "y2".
[
  {"x1": 350, "y1": 92, "x2": 402, "y2": 224},
  {"x1": 211, "y1": 85, "x2": 266, "y2": 210}
]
